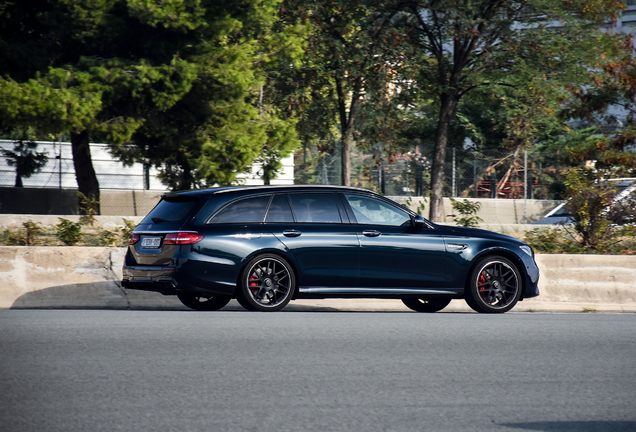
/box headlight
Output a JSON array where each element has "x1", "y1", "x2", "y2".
[{"x1": 519, "y1": 245, "x2": 534, "y2": 258}]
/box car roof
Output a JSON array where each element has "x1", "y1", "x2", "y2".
[{"x1": 163, "y1": 185, "x2": 378, "y2": 198}]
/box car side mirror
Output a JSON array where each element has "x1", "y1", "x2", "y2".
[{"x1": 412, "y1": 217, "x2": 429, "y2": 229}]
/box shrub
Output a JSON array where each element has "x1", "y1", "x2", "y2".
[
  {"x1": 120, "y1": 219, "x2": 136, "y2": 239},
  {"x1": 56, "y1": 218, "x2": 83, "y2": 245},
  {"x1": 99, "y1": 230, "x2": 119, "y2": 247},
  {"x1": 0, "y1": 220, "x2": 43, "y2": 246},
  {"x1": 1, "y1": 229, "x2": 27, "y2": 245},
  {"x1": 78, "y1": 192, "x2": 99, "y2": 227},
  {"x1": 524, "y1": 227, "x2": 583, "y2": 254},
  {"x1": 23, "y1": 220, "x2": 42, "y2": 245},
  {"x1": 447, "y1": 198, "x2": 483, "y2": 228}
]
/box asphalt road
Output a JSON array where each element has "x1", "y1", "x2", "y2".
[{"x1": 1, "y1": 310, "x2": 635, "y2": 432}]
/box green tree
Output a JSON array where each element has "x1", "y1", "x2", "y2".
[
  {"x1": 0, "y1": 1, "x2": 301, "y2": 206},
  {"x1": 111, "y1": 0, "x2": 305, "y2": 189},
  {"x1": 563, "y1": 33, "x2": 636, "y2": 178},
  {"x1": 391, "y1": 0, "x2": 623, "y2": 221},
  {"x1": 278, "y1": 0, "x2": 405, "y2": 186}
]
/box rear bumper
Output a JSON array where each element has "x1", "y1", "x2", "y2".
[
  {"x1": 121, "y1": 265, "x2": 180, "y2": 294},
  {"x1": 121, "y1": 264, "x2": 236, "y2": 296}
]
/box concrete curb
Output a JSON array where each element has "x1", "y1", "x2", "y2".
[{"x1": 0, "y1": 246, "x2": 635, "y2": 313}]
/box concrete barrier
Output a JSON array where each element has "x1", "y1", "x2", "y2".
[
  {"x1": 391, "y1": 196, "x2": 562, "y2": 224},
  {"x1": 0, "y1": 246, "x2": 635, "y2": 312},
  {"x1": 0, "y1": 246, "x2": 181, "y2": 310}
]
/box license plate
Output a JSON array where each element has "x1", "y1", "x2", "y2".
[{"x1": 141, "y1": 237, "x2": 162, "y2": 248}]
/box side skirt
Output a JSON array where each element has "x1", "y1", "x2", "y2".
[{"x1": 296, "y1": 287, "x2": 463, "y2": 300}]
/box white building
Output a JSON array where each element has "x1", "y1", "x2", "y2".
[{"x1": 0, "y1": 140, "x2": 294, "y2": 191}]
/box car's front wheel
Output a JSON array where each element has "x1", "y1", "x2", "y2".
[
  {"x1": 238, "y1": 254, "x2": 295, "y2": 312},
  {"x1": 465, "y1": 256, "x2": 522, "y2": 313},
  {"x1": 401, "y1": 298, "x2": 451, "y2": 312},
  {"x1": 177, "y1": 293, "x2": 232, "y2": 311}
]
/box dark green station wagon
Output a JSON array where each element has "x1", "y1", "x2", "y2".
[{"x1": 122, "y1": 185, "x2": 539, "y2": 313}]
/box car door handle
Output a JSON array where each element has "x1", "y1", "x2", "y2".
[
  {"x1": 362, "y1": 230, "x2": 381, "y2": 237},
  {"x1": 283, "y1": 230, "x2": 302, "y2": 237}
]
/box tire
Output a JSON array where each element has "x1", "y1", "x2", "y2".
[
  {"x1": 177, "y1": 293, "x2": 231, "y2": 311},
  {"x1": 402, "y1": 298, "x2": 451, "y2": 313},
  {"x1": 238, "y1": 254, "x2": 296, "y2": 312},
  {"x1": 465, "y1": 256, "x2": 522, "y2": 313}
]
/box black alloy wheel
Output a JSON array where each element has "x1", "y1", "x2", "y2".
[
  {"x1": 401, "y1": 298, "x2": 452, "y2": 313},
  {"x1": 177, "y1": 293, "x2": 232, "y2": 311},
  {"x1": 239, "y1": 254, "x2": 295, "y2": 312},
  {"x1": 465, "y1": 256, "x2": 522, "y2": 313}
]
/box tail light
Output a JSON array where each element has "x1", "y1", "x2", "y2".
[
  {"x1": 164, "y1": 232, "x2": 204, "y2": 245},
  {"x1": 129, "y1": 234, "x2": 140, "y2": 245}
]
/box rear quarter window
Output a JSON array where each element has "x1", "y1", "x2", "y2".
[{"x1": 208, "y1": 195, "x2": 271, "y2": 224}]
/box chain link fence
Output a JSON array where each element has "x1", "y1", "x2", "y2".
[
  {"x1": 297, "y1": 146, "x2": 547, "y2": 198},
  {"x1": 0, "y1": 139, "x2": 167, "y2": 216},
  {"x1": 296, "y1": 146, "x2": 561, "y2": 224},
  {"x1": 1, "y1": 138, "x2": 559, "y2": 220},
  {"x1": 0, "y1": 140, "x2": 165, "y2": 191},
  {"x1": 1, "y1": 139, "x2": 295, "y2": 216}
]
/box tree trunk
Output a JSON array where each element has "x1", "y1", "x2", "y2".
[
  {"x1": 335, "y1": 73, "x2": 362, "y2": 187},
  {"x1": 176, "y1": 151, "x2": 194, "y2": 190},
  {"x1": 341, "y1": 134, "x2": 351, "y2": 186},
  {"x1": 71, "y1": 130, "x2": 100, "y2": 215},
  {"x1": 428, "y1": 95, "x2": 458, "y2": 222},
  {"x1": 15, "y1": 173, "x2": 23, "y2": 188}
]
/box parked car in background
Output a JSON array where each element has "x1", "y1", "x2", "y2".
[
  {"x1": 122, "y1": 185, "x2": 540, "y2": 313},
  {"x1": 532, "y1": 179, "x2": 636, "y2": 225},
  {"x1": 531, "y1": 202, "x2": 571, "y2": 225}
]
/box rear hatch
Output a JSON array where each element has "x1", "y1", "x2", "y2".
[{"x1": 129, "y1": 194, "x2": 207, "y2": 266}]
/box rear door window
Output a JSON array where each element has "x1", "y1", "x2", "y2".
[
  {"x1": 288, "y1": 193, "x2": 342, "y2": 223},
  {"x1": 208, "y1": 195, "x2": 271, "y2": 224},
  {"x1": 265, "y1": 194, "x2": 294, "y2": 223}
]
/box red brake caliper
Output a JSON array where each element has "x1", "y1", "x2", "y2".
[
  {"x1": 249, "y1": 275, "x2": 259, "y2": 293},
  {"x1": 478, "y1": 272, "x2": 487, "y2": 292}
]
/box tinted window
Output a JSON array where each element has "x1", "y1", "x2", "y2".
[
  {"x1": 289, "y1": 193, "x2": 342, "y2": 223},
  {"x1": 265, "y1": 194, "x2": 294, "y2": 223},
  {"x1": 209, "y1": 195, "x2": 271, "y2": 224},
  {"x1": 344, "y1": 194, "x2": 411, "y2": 226},
  {"x1": 142, "y1": 195, "x2": 200, "y2": 225}
]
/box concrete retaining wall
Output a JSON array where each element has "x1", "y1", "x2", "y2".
[
  {"x1": 392, "y1": 196, "x2": 562, "y2": 224},
  {"x1": 0, "y1": 246, "x2": 634, "y2": 312},
  {"x1": 0, "y1": 246, "x2": 181, "y2": 309}
]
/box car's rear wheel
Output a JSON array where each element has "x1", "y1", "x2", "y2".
[
  {"x1": 401, "y1": 298, "x2": 451, "y2": 313},
  {"x1": 177, "y1": 293, "x2": 231, "y2": 311},
  {"x1": 465, "y1": 256, "x2": 522, "y2": 313},
  {"x1": 238, "y1": 254, "x2": 295, "y2": 312}
]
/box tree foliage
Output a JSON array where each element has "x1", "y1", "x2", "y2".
[
  {"x1": 383, "y1": 0, "x2": 624, "y2": 220},
  {"x1": 563, "y1": 33, "x2": 636, "y2": 179},
  {"x1": 277, "y1": 0, "x2": 408, "y2": 186},
  {"x1": 0, "y1": 0, "x2": 302, "y2": 202}
]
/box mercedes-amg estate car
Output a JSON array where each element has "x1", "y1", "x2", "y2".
[{"x1": 122, "y1": 185, "x2": 539, "y2": 313}]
